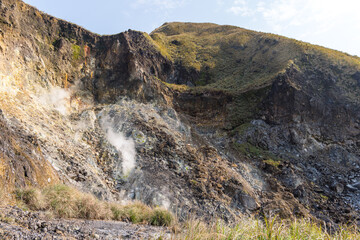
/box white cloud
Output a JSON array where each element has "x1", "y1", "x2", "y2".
[
  {"x1": 228, "y1": 0, "x2": 360, "y2": 33},
  {"x1": 216, "y1": 0, "x2": 225, "y2": 6},
  {"x1": 227, "y1": 0, "x2": 253, "y2": 16},
  {"x1": 228, "y1": 6, "x2": 250, "y2": 16},
  {"x1": 234, "y1": 0, "x2": 246, "y2": 4},
  {"x1": 132, "y1": 0, "x2": 185, "y2": 10},
  {"x1": 226, "y1": 0, "x2": 360, "y2": 55}
]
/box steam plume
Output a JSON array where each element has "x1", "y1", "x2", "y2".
[{"x1": 101, "y1": 118, "x2": 136, "y2": 175}]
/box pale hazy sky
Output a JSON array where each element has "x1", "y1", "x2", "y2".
[{"x1": 23, "y1": 0, "x2": 360, "y2": 56}]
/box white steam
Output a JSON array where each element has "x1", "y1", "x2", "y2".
[
  {"x1": 40, "y1": 86, "x2": 71, "y2": 115},
  {"x1": 102, "y1": 119, "x2": 136, "y2": 175},
  {"x1": 49, "y1": 87, "x2": 71, "y2": 115}
]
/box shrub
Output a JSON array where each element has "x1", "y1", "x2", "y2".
[
  {"x1": 150, "y1": 208, "x2": 173, "y2": 226},
  {"x1": 74, "y1": 193, "x2": 110, "y2": 220},
  {"x1": 42, "y1": 184, "x2": 78, "y2": 218},
  {"x1": 14, "y1": 187, "x2": 46, "y2": 210},
  {"x1": 110, "y1": 204, "x2": 124, "y2": 221},
  {"x1": 41, "y1": 185, "x2": 112, "y2": 219},
  {"x1": 122, "y1": 201, "x2": 153, "y2": 224}
]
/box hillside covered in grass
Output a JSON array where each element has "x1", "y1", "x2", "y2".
[
  {"x1": 151, "y1": 22, "x2": 360, "y2": 101},
  {"x1": 149, "y1": 22, "x2": 360, "y2": 130}
]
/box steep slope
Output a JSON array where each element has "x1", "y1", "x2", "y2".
[
  {"x1": 0, "y1": 0, "x2": 174, "y2": 200},
  {"x1": 0, "y1": 0, "x2": 360, "y2": 229}
]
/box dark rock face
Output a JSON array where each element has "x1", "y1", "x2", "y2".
[
  {"x1": 88, "y1": 31, "x2": 174, "y2": 103},
  {"x1": 263, "y1": 66, "x2": 360, "y2": 141},
  {"x1": 1, "y1": 0, "x2": 360, "y2": 229},
  {"x1": 234, "y1": 65, "x2": 360, "y2": 223},
  {"x1": 173, "y1": 90, "x2": 232, "y2": 125},
  {"x1": 167, "y1": 63, "x2": 200, "y2": 86}
]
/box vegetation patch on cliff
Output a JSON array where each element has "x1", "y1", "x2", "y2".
[{"x1": 71, "y1": 44, "x2": 84, "y2": 61}]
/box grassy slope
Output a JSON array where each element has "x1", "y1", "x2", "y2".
[
  {"x1": 151, "y1": 22, "x2": 360, "y2": 98},
  {"x1": 150, "y1": 22, "x2": 360, "y2": 128}
]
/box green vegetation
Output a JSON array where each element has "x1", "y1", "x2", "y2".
[
  {"x1": 162, "y1": 81, "x2": 190, "y2": 92},
  {"x1": 231, "y1": 123, "x2": 251, "y2": 136},
  {"x1": 15, "y1": 185, "x2": 173, "y2": 226},
  {"x1": 320, "y1": 194, "x2": 329, "y2": 201},
  {"x1": 111, "y1": 202, "x2": 172, "y2": 226},
  {"x1": 143, "y1": 32, "x2": 172, "y2": 60},
  {"x1": 233, "y1": 142, "x2": 265, "y2": 158},
  {"x1": 15, "y1": 187, "x2": 44, "y2": 210},
  {"x1": 151, "y1": 22, "x2": 360, "y2": 103},
  {"x1": 71, "y1": 44, "x2": 84, "y2": 61},
  {"x1": 263, "y1": 159, "x2": 281, "y2": 168},
  {"x1": 233, "y1": 142, "x2": 282, "y2": 163},
  {"x1": 151, "y1": 22, "x2": 300, "y2": 93},
  {"x1": 150, "y1": 208, "x2": 174, "y2": 227}
]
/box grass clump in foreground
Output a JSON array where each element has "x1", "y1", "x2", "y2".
[
  {"x1": 15, "y1": 184, "x2": 173, "y2": 227},
  {"x1": 175, "y1": 217, "x2": 360, "y2": 240}
]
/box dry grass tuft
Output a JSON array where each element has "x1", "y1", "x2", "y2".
[
  {"x1": 173, "y1": 216, "x2": 360, "y2": 240},
  {"x1": 15, "y1": 184, "x2": 174, "y2": 226},
  {"x1": 40, "y1": 184, "x2": 110, "y2": 219},
  {"x1": 15, "y1": 187, "x2": 46, "y2": 210},
  {"x1": 150, "y1": 207, "x2": 174, "y2": 227},
  {"x1": 75, "y1": 193, "x2": 111, "y2": 220}
]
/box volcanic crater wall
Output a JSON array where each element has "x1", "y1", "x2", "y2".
[{"x1": 1, "y1": 0, "x2": 360, "y2": 225}]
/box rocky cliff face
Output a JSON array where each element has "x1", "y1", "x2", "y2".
[{"x1": 1, "y1": 0, "x2": 360, "y2": 227}]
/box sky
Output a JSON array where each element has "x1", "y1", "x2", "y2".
[{"x1": 23, "y1": 0, "x2": 360, "y2": 57}]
